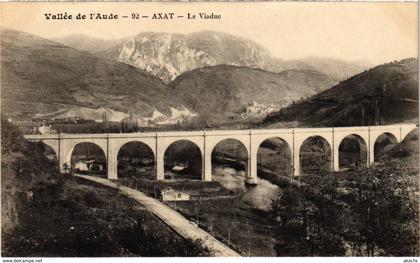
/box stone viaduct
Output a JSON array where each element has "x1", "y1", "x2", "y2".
[{"x1": 24, "y1": 124, "x2": 417, "y2": 184}]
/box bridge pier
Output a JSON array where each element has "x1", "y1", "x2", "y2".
[
  {"x1": 107, "y1": 160, "x2": 118, "y2": 180},
  {"x1": 333, "y1": 144, "x2": 340, "y2": 172},
  {"x1": 59, "y1": 140, "x2": 70, "y2": 173},
  {"x1": 293, "y1": 142, "x2": 300, "y2": 177},
  {"x1": 369, "y1": 142, "x2": 375, "y2": 166},
  {"x1": 204, "y1": 151, "x2": 212, "y2": 181},
  {"x1": 156, "y1": 146, "x2": 165, "y2": 180},
  {"x1": 293, "y1": 150, "x2": 300, "y2": 176},
  {"x1": 246, "y1": 156, "x2": 258, "y2": 185},
  {"x1": 107, "y1": 140, "x2": 118, "y2": 180},
  {"x1": 59, "y1": 155, "x2": 67, "y2": 173}
]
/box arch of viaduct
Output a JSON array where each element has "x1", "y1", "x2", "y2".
[{"x1": 24, "y1": 124, "x2": 417, "y2": 185}]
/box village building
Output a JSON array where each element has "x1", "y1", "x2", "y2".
[
  {"x1": 75, "y1": 160, "x2": 94, "y2": 171},
  {"x1": 119, "y1": 108, "x2": 198, "y2": 130},
  {"x1": 140, "y1": 110, "x2": 166, "y2": 127},
  {"x1": 38, "y1": 124, "x2": 52, "y2": 135},
  {"x1": 136, "y1": 118, "x2": 153, "y2": 127},
  {"x1": 244, "y1": 101, "x2": 285, "y2": 118},
  {"x1": 74, "y1": 160, "x2": 105, "y2": 172}
]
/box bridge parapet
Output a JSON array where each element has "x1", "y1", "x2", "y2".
[
  {"x1": 156, "y1": 131, "x2": 206, "y2": 138},
  {"x1": 333, "y1": 126, "x2": 369, "y2": 132},
  {"x1": 107, "y1": 132, "x2": 157, "y2": 139},
  {"x1": 368, "y1": 123, "x2": 416, "y2": 131},
  {"x1": 23, "y1": 123, "x2": 418, "y2": 141},
  {"x1": 293, "y1": 127, "x2": 334, "y2": 133},
  {"x1": 205, "y1": 130, "x2": 250, "y2": 136},
  {"x1": 24, "y1": 134, "x2": 60, "y2": 140},
  {"x1": 250, "y1": 128, "x2": 293, "y2": 135}
]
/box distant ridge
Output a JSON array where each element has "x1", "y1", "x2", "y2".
[
  {"x1": 263, "y1": 58, "x2": 419, "y2": 127},
  {"x1": 56, "y1": 31, "x2": 371, "y2": 83},
  {"x1": 0, "y1": 29, "x2": 183, "y2": 120},
  {"x1": 2, "y1": 29, "x2": 339, "y2": 123},
  {"x1": 169, "y1": 65, "x2": 338, "y2": 122}
]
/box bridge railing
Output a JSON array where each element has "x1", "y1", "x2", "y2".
[{"x1": 24, "y1": 123, "x2": 418, "y2": 139}]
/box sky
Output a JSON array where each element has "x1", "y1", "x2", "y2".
[{"x1": 1, "y1": 2, "x2": 418, "y2": 65}]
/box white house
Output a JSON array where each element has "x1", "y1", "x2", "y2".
[
  {"x1": 74, "y1": 160, "x2": 105, "y2": 172},
  {"x1": 74, "y1": 160, "x2": 94, "y2": 171},
  {"x1": 160, "y1": 187, "x2": 190, "y2": 201}
]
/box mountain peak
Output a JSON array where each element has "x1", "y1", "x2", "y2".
[
  {"x1": 114, "y1": 30, "x2": 279, "y2": 83},
  {"x1": 55, "y1": 30, "x2": 372, "y2": 83}
]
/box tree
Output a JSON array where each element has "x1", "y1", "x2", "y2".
[
  {"x1": 273, "y1": 188, "x2": 312, "y2": 256},
  {"x1": 1, "y1": 115, "x2": 25, "y2": 157},
  {"x1": 345, "y1": 162, "x2": 418, "y2": 256},
  {"x1": 273, "y1": 175, "x2": 347, "y2": 256},
  {"x1": 274, "y1": 162, "x2": 418, "y2": 256},
  {"x1": 223, "y1": 214, "x2": 236, "y2": 246},
  {"x1": 243, "y1": 218, "x2": 254, "y2": 256}
]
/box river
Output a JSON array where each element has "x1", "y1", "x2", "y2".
[{"x1": 212, "y1": 166, "x2": 280, "y2": 211}]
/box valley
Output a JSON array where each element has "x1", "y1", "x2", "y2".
[
  {"x1": 2, "y1": 29, "x2": 417, "y2": 129},
  {"x1": 2, "y1": 29, "x2": 371, "y2": 125},
  {"x1": 23, "y1": 124, "x2": 417, "y2": 257},
  {"x1": 1, "y1": 27, "x2": 418, "y2": 258}
]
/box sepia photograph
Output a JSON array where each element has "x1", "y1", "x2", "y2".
[{"x1": 0, "y1": 1, "x2": 418, "y2": 259}]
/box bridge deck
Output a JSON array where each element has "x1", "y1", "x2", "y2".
[{"x1": 23, "y1": 123, "x2": 417, "y2": 139}]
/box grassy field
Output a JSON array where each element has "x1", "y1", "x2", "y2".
[{"x1": 167, "y1": 196, "x2": 278, "y2": 256}]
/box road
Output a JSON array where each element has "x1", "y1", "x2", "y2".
[{"x1": 74, "y1": 174, "x2": 240, "y2": 257}]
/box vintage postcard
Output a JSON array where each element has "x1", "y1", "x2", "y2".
[{"x1": 0, "y1": 1, "x2": 418, "y2": 259}]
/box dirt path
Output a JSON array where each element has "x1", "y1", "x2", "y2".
[{"x1": 74, "y1": 174, "x2": 240, "y2": 257}]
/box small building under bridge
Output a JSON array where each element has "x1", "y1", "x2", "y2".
[{"x1": 160, "y1": 187, "x2": 191, "y2": 201}]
